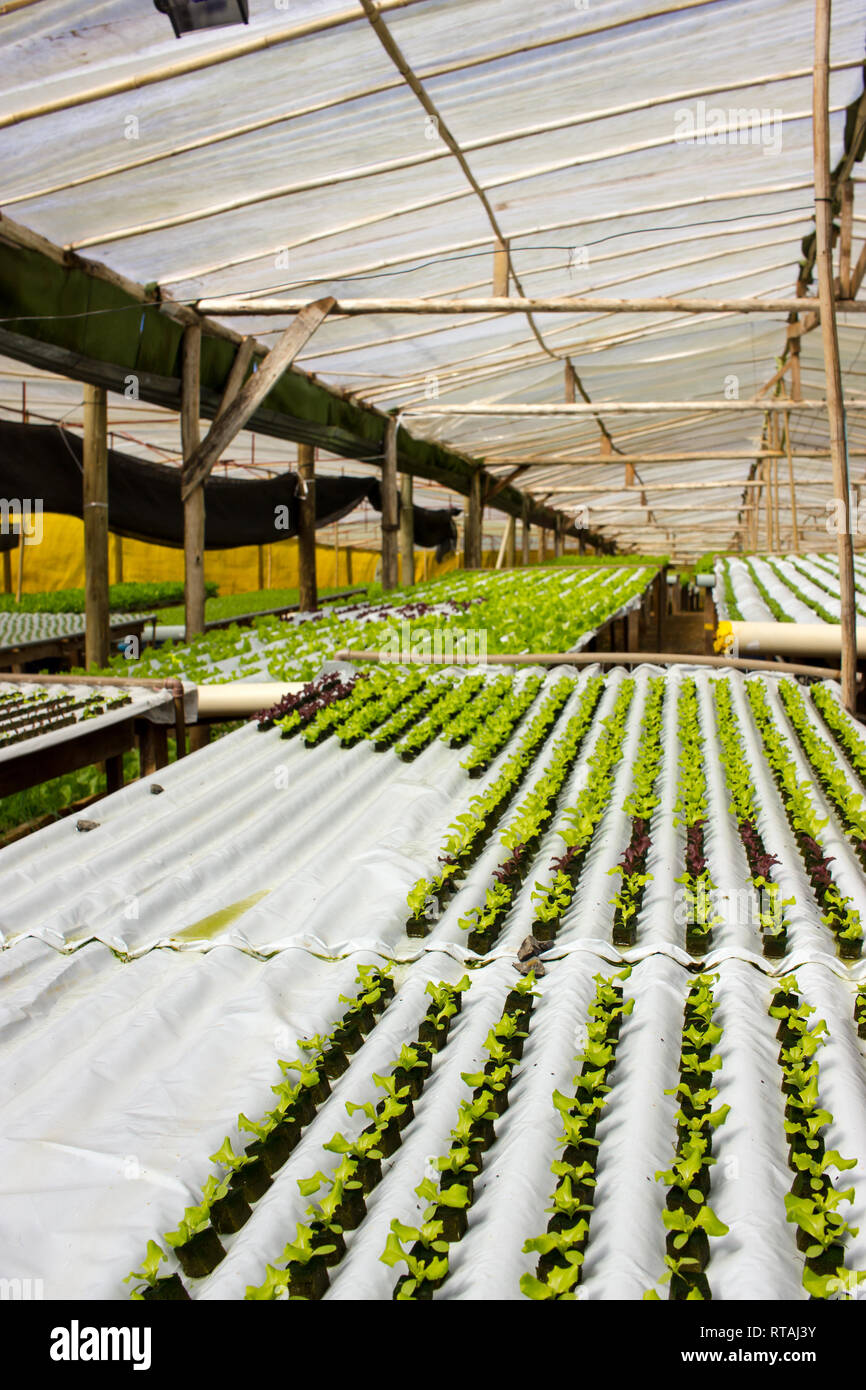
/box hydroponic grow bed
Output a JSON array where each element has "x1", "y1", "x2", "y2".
[{"x1": 0, "y1": 662, "x2": 864, "y2": 1302}]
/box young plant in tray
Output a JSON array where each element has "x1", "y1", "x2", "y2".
[{"x1": 673, "y1": 679, "x2": 722, "y2": 955}]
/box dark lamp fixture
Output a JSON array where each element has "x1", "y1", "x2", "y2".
[{"x1": 153, "y1": 0, "x2": 250, "y2": 38}]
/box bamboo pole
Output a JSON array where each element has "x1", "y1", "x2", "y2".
[
  {"x1": 381, "y1": 419, "x2": 399, "y2": 590},
  {"x1": 785, "y1": 409, "x2": 801, "y2": 553},
  {"x1": 402, "y1": 400, "x2": 850, "y2": 417},
  {"x1": 334, "y1": 648, "x2": 853, "y2": 681},
  {"x1": 82, "y1": 385, "x2": 109, "y2": 670},
  {"x1": 297, "y1": 443, "x2": 318, "y2": 612},
  {"x1": 181, "y1": 324, "x2": 205, "y2": 641},
  {"x1": 815, "y1": 0, "x2": 857, "y2": 711},
  {"x1": 197, "y1": 294, "x2": 866, "y2": 317},
  {"x1": 399, "y1": 472, "x2": 414, "y2": 586}
]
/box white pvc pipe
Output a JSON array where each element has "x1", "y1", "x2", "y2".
[
  {"x1": 728, "y1": 620, "x2": 866, "y2": 657},
  {"x1": 196, "y1": 681, "x2": 305, "y2": 718}
]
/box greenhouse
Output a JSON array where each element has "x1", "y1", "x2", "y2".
[{"x1": 2, "y1": 0, "x2": 866, "y2": 1343}]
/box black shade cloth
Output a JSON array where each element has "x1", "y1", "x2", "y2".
[{"x1": 0, "y1": 420, "x2": 459, "y2": 551}]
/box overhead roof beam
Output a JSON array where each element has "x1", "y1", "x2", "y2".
[{"x1": 198, "y1": 294, "x2": 865, "y2": 317}]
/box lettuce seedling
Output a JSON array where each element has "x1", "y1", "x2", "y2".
[
  {"x1": 663, "y1": 1204, "x2": 729, "y2": 1248},
  {"x1": 784, "y1": 1189, "x2": 859, "y2": 1255},
  {"x1": 123, "y1": 1241, "x2": 165, "y2": 1299},
  {"x1": 324, "y1": 1130, "x2": 383, "y2": 1162},
  {"x1": 209, "y1": 1137, "x2": 254, "y2": 1173}
]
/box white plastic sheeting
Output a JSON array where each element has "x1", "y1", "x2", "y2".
[
  {"x1": 0, "y1": 940, "x2": 864, "y2": 1300},
  {"x1": 3, "y1": 661, "x2": 866, "y2": 1299},
  {"x1": 1, "y1": 3, "x2": 865, "y2": 555}
]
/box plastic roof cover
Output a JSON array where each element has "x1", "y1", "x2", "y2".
[{"x1": 2, "y1": 1, "x2": 866, "y2": 557}]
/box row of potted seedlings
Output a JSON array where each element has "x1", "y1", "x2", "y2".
[
  {"x1": 778, "y1": 678, "x2": 866, "y2": 875},
  {"x1": 394, "y1": 674, "x2": 490, "y2": 761},
  {"x1": 530, "y1": 679, "x2": 635, "y2": 940},
  {"x1": 458, "y1": 678, "x2": 606, "y2": 953},
  {"x1": 608, "y1": 677, "x2": 665, "y2": 948},
  {"x1": 810, "y1": 683, "x2": 866, "y2": 788},
  {"x1": 784, "y1": 557, "x2": 866, "y2": 622},
  {"x1": 458, "y1": 673, "x2": 544, "y2": 776},
  {"x1": 124, "y1": 964, "x2": 396, "y2": 1300},
  {"x1": 711, "y1": 678, "x2": 794, "y2": 958},
  {"x1": 245, "y1": 976, "x2": 470, "y2": 1300},
  {"x1": 746, "y1": 680, "x2": 863, "y2": 959},
  {"x1": 674, "y1": 679, "x2": 721, "y2": 957},
  {"x1": 255, "y1": 671, "x2": 361, "y2": 735},
  {"x1": 405, "y1": 678, "x2": 578, "y2": 935},
  {"x1": 855, "y1": 989, "x2": 866, "y2": 1039},
  {"x1": 368, "y1": 672, "x2": 458, "y2": 750},
  {"x1": 520, "y1": 968, "x2": 633, "y2": 1300},
  {"x1": 647, "y1": 973, "x2": 730, "y2": 1301},
  {"x1": 383, "y1": 973, "x2": 539, "y2": 1299},
  {"x1": 772, "y1": 975, "x2": 866, "y2": 1299},
  {"x1": 763, "y1": 558, "x2": 838, "y2": 625}
]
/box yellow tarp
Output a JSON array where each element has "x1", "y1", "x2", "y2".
[{"x1": 7, "y1": 513, "x2": 516, "y2": 596}]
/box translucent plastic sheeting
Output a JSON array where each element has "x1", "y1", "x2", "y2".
[
  {"x1": 1, "y1": 940, "x2": 864, "y2": 1300},
  {"x1": 1, "y1": 2, "x2": 865, "y2": 555}
]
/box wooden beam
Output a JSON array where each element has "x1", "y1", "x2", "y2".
[
  {"x1": 197, "y1": 294, "x2": 866, "y2": 316},
  {"x1": 215, "y1": 335, "x2": 256, "y2": 420},
  {"x1": 297, "y1": 442, "x2": 318, "y2": 612},
  {"x1": 815, "y1": 0, "x2": 857, "y2": 711},
  {"x1": 404, "y1": 400, "x2": 852, "y2": 417},
  {"x1": 564, "y1": 360, "x2": 576, "y2": 403},
  {"x1": 83, "y1": 384, "x2": 109, "y2": 670},
  {"x1": 487, "y1": 450, "x2": 865, "y2": 463},
  {"x1": 399, "y1": 471, "x2": 414, "y2": 586},
  {"x1": 181, "y1": 324, "x2": 205, "y2": 641},
  {"x1": 485, "y1": 464, "x2": 530, "y2": 503},
  {"x1": 381, "y1": 418, "x2": 399, "y2": 590},
  {"x1": 181, "y1": 299, "x2": 334, "y2": 499},
  {"x1": 839, "y1": 178, "x2": 854, "y2": 298},
  {"x1": 465, "y1": 469, "x2": 483, "y2": 569}
]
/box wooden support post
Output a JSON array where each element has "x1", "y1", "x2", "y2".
[
  {"x1": 297, "y1": 442, "x2": 318, "y2": 611},
  {"x1": 627, "y1": 606, "x2": 639, "y2": 651},
  {"x1": 83, "y1": 384, "x2": 109, "y2": 670},
  {"x1": 495, "y1": 525, "x2": 508, "y2": 571},
  {"x1": 465, "y1": 469, "x2": 483, "y2": 569},
  {"x1": 704, "y1": 588, "x2": 716, "y2": 654},
  {"x1": 346, "y1": 547, "x2": 354, "y2": 585},
  {"x1": 381, "y1": 418, "x2": 399, "y2": 590},
  {"x1": 138, "y1": 721, "x2": 169, "y2": 777},
  {"x1": 539, "y1": 525, "x2": 546, "y2": 564},
  {"x1": 521, "y1": 496, "x2": 530, "y2": 565},
  {"x1": 505, "y1": 514, "x2": 516, "y2": 568},
  {"x1": 399, "y1": 472, "x2": 414, "y2": 586},
  {"x1": 815, "y1": 0, "x2": 857, "y2": 710},
  {"x1": 656, "y1": 571, "x2": 664, "y2": 648},
  {"x1": 333, "y1": 522, "x2": 340, "y2": 587},
  {"x1": 839, "y1": 178, "x2": 854, "y2": 299},
  {"x1": 554, "y1": 515, "x2": 564, "y2": 558},
  {"x1": 181, "y1": 324, "x2": 205, "y2": 640}
]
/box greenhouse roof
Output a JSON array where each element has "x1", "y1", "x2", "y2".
[{"x1": 1, "y1": 0, "x2": 866, "y2": 556}]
